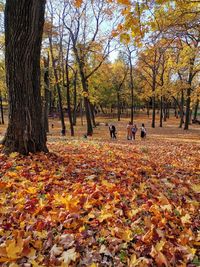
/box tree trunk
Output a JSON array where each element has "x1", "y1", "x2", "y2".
[
  {"x1": 0, "y1": 92, "x2": 4, "y2": 124},
  {"x1": 166, "y1": 102, "x2": 170, "y2": 119},
  {"x1": 49, "y1": 36, "x2": 66, "y2": 135},
  {"x1": 152, "y1": 95, "x2": 156, "y2": 128},
  {"x1": 193, "y1": 99, "x2": 199, "y2": 121},
  {"x1": 66, "y1": 61, "x2": 74, "y2": 136},
  {"x1": 2, "y1": 0, "x2": 48, "y2": 155},
  {"x1": 160, "y1": 96, "x2": 163, "y2": 127},
  {"x1": 117, "y1": 91, "x2": 121, "y2": 121},
  {"x1": 179, "y1": 90, "x2": 184, "y2": 128},
  {"x1": 80, "y1": 98, "x2": 83, "y2": 126},
  {"x1": 72, "y1": 45, "x2": 93, "y2": 135},
  {"x1": 130, "y1": 66, "x2": 134, "y2": 124},
  {"x1": 147, "y1": 101, "x2": 150, "y2": 117},
  {"x1": 90, "y1": 102, "x2": 96, "y2": 128},
  {"x1": 72, "y1": 70, "x2": 77, "y2": 126},
  {"x1": 99, "y1": 104, "x2": 106, "y2": 114},
  {"x1": 43, "y1": 55, "x2": 50, "y2": 133},
  {"x1": 184, "y1": 57, "x2": 196, "y2": 130},
  {"x1": 184, "y1": 88, "x2": 191, "y2": 130},
  {"x1": 163, "y1": 98, "x2": 167, "y2": 122}
]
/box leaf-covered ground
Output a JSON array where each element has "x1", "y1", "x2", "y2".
[{"x1": 0, "y1": 139, "x2": 200, "y2": 267}]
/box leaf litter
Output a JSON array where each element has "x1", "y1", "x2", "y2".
[{"x1": 0, "y1": 139, "x2": 199, "y2": 266}]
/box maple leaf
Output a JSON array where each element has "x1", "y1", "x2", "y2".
[
  {"x1": 59, "y1": 247, "x2": 79, "y2": 264},
  {"x1": 50, "y1": 244, "x2": 63, "y2": 256},
  {"x1": 6, "y1": 238, "x2": 23, "y2": 259},
  {"x1": 98, "y1": 212, "x2": 113, "y2": 222}
]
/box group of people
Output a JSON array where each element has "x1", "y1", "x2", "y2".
[{"x1": 109, "y1": 122, "x2": 147, "y2": 140}]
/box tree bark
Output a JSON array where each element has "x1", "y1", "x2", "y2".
[
  {"x1": 179, "y1": 90, "x2": 184, "y2": 128},
  {"x1": 72, "y1": 71, "x2": 77, "y2": 126},
  {"x1": 184, "y1": 88, "x2": 191, "y2": 130},
  {"x1": 90, "y1": 102, "x2": 96, "y2": 128},
  {"x1": 160, "y1": 96, "x2": 163, "y2": 127},
  {"x1": 66, "y1": 61, "x2": 74, "y2": 136},
  {"x1": 43, "y1": 55, "x2": 50, "y2": 133},
  {"x1": 117, "y1": 91, "x2": 121, "y2": 121},
  {"x1": 0, "y1": 92, "x2": 4, "y2": 124},
  {"x1": 193, "y1": 99, "x2": 199, "y2": 121},
  {"x1": 184, "y1": 56, "x2": 196, "y2": 130},
  {"x1": 130, "y1": 64, "x2": 134, "y2": 124},
  {"x1": 3, "y1": 0, "x2": 48, "y2": 155},
  {"x1": 152, "y1": 95, "x2": 156, "y2": 128},
  {"x1": 49, "y1": 35, "x2": 66, "y2": 136}
]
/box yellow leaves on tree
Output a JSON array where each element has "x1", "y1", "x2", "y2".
[{"x1": 74, "y1": 0, "x2": 82, "y2": 8}]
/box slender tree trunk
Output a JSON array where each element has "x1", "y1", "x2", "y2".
[
  {"x1": 99, "y1": 104, "x2": 105, "y2": 114},
  {"x1": 152, "y1": 95, "x2": 156, "y2": 128},
  {"x1": 130, "y1": 66, "x2": 134, "y2": 124},
  {"x1": 117, "y1": 91, "x2": 121, "y2": 121},
  {"x1": 72, "y1": 71, "x2": 77, "y2": 126},
  {"x1": 147, "y1": 101, "x2": 150, "y2": 117},
  {"x1": 166, "y1": 102, "x2": 170, "y2": 119},
  {"x1": 49, "y1": 36, "x2": 66, "y2": 135},
  {"x1": 193, "y1": 99, "x2": 199, "y2": 121},
  {"x1": 43, "y1": 55, "x2": 50, "y2": 133},
  {"x1": 184, "y1": 57, "x2": 196, "y2": 130},
  {"x1": 80, "y1": 98, "x2": 83, "y2": 126},
  {"x1": 174, "y1": 99, "x2": 177, "y2": 118},
  {"x1": 160, "y1": 96, "x2": 163, "y2": 127},
  {"x1": 72, "y1": 45, "x2": 93, "y2": 135},
  {"x1": 184, "y1": 88, "x2": 191, "y2": 130},
  {"x1": 179, "y1": 90, "x2": 184, "y2": 128},
  {"x1": 66, "y1": 61, "x2": 74, "y2": 136},
  {"x1": 90, "y1": 102, "x2": 96, "y2": 128},
  {"x1": 2, "y1": 0, "x2": 48, "y2": 155}
]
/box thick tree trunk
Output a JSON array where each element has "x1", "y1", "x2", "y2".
[{"x1": 3, "y1": 0, "x2": 48, "y2": 155}]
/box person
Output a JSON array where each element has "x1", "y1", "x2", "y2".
[
  {"x1": 141, "y1": 123, "x2": 146, "y2": 139},
  {"x1": 126, "y1": 121, "x2": 132, "y2": 140},
  {"x1": 109, "y1": 124, "x2": 117, "y2": 139},
  {"x1": 131, "y1": 124, "x2": 137, "y2": 140}
]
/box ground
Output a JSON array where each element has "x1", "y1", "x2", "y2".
[{"x1": 0, "y1": 115, "x2": 200, "y2": 266}]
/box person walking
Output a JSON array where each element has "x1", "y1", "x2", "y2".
[
  {"x1": 131, "y1": 124, "x2": 138, "y2": 140},
  {"x1": 109, "y1": 124, "x2": 117, "y2": 139},
  {"x1": 126, "y1": 121, "x2": 132, "y2": 140},
  {"x1": 141, "y1": 123, "x2": 146, "y2": 139}
]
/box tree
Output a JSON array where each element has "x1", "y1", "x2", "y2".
[{"x1": 2, "y1": 0, "x2": 48, "y2": 155}]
